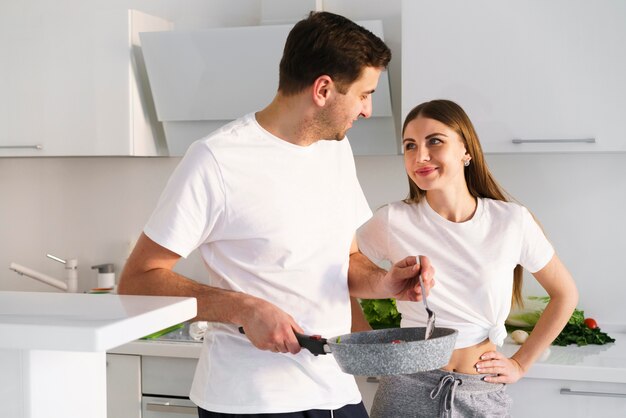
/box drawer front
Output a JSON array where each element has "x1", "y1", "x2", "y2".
[
  {"x1": 142, "y1": 356, "x2": 199, "y2": 397},
  {"x1": 507, "y1": 378, "x2": 626, "y2": 417},
  {"x1": 142, "y1": 396, "x2": 198, "y2": 417}
]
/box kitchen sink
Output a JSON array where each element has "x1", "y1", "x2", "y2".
[{"x1": 143, "y1": 321, "x2": 203, "y2": 343}]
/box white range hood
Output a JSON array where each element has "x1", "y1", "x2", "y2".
[{"x1": 139, "y1": 21, "x2": 397, "y2": 156}]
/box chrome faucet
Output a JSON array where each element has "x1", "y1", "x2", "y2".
[{"x1": 9, "y1": 254, "x2": 78, "y2": 293}]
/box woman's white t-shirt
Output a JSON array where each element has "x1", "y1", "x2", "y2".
[
  {"x1": 357, "y1": 198, "x2": 554, "y2": 348},
  {"x1": 144, "y1": 114, "x2": 372, "y2": 413}
]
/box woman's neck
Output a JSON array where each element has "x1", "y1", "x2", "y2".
[{"x1": 425, "y1": 188, "x2": 477, "y2": 223}]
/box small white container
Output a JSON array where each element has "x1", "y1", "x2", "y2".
[{"x1": 92, "y1": 263, "x2": 115, "y2": 289}]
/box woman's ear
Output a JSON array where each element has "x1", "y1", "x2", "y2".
[
  {"x1": 463, "y1": 153, "x2": 472, "y2": 166},
  {"x1": 312, "y1": 75, "x2": 333, "y2": 106}
]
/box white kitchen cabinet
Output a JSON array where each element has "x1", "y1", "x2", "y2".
[
  {"x1": 111, "y1": 340, "x2": 381, "y2": 416},
  {"x1": 106, "y1": 354, "x2": 142, "y2": 418},
  {"x1": 105, "y1": 351, "x2": 199, "y2": 418},
  {"x1": 499, "y1": 331, "x2": 626, "y2": 417},
  {"x1": 0, "y1": 3, "x2": 171, "y2": 156},
  {"x1": 507, "y1": 377, "x2": 626, "y2": 417},
  {"x1": 402, "y1": 0, "x2": 626, "y2": 153}
]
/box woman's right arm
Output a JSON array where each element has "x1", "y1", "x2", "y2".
[
  {"x1": 477, "y1": 253, "x2": 578, "y2": 383},
  {"x1": 510, "y1": 254, "x2": 579, "y2": 372}
]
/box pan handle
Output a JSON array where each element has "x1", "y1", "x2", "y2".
[
  {"x1": 294, "y1": 332, "x2": 329, "y2": 356},
  {"x1": 238, "y1": 327, "x2": 329, "y2": 356}
]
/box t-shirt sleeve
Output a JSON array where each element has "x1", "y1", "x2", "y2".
[
  {"x1": 144, "y1": 141, "x2": 226, "y2": 258},
  {"x1": 356, "y1": 205, "x2": 390, "y2": 263},
  {"x1": 519, "y1": 206, "x2": 555, "y2": 273}
]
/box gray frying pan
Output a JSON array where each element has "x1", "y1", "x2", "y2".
[{"x1": 240, "y1": 326, "x2": 457, "y2": 376}]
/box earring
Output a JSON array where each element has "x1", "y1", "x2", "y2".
[{"x1": 464, "y1": 159, "x2": 470, "y2": 167}]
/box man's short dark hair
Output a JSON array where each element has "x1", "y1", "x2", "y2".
[{"x1": 278, "y1": 11, "x2": 392, "y2": 95}]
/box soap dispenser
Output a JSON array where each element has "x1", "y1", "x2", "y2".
[{"x1": 91, "y1": 263, "x2": 115, "y2": 289}]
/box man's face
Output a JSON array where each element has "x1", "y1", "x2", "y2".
[{"x1": 319, "y1": 66, "x2": 382, "y2": 141}]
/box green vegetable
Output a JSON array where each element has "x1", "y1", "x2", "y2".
[
  {"x1": 552, "y1": 322, "x2": 615, "y2": 346},
  {"x1": 505, "y1": 295, "x2": 548, "y2": 328},
  {"x1": 359, "y1": 298, "x2": 401, "y2": 329},
  {"x1": 506, "y1": 296, "x2": 615, "y2": 347},
  {"x1": 141, "y1": 323, "x2": 185, "y2": 340}
]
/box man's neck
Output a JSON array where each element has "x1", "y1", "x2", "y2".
[{"x1": 255, "y1": 94, "x2": 321, "y2": 147}]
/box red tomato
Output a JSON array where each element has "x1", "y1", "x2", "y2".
[{"x1": 584, "y1": 318, "x2": 598, "y2": 329}]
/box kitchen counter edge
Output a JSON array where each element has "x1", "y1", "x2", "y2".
[{"x1": 108, "y1": 339, "x2": 203, "y2": 358}]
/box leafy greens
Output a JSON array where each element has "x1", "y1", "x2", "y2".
[
  {"x1": 359, "y1": 298, "x2": 401, "y2": 329},
  {"x1": 506, "y1": 296, "x2": 615, "y2": 346}
]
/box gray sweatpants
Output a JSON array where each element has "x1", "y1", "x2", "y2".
[{"x1": 370, "y1": 369, "x2": 512, "y2": 418}]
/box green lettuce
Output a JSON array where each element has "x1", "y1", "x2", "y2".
[
  {"x1": 359, "y1": 298, "x2": 401, "y2": 329},
  {"x1": 506, "y1": 295, "x2": 549, "y2": 328}
]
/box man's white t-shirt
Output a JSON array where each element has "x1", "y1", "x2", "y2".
[
  {"x1": 144, "y1": 113, "x2": 372, "y2": 413},
  {"x1": 357, "y1": 198, "x2": 554, "y2": 348}
]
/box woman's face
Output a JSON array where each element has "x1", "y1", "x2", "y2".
[{"x1": 403, "y1": 115, "x2": 470, "y2": 193}]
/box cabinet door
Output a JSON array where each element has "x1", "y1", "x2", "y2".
[
  {"x1": 106, "y1": 354, "x2": 141, "y2": 418},
  {"x1": 402, "y1": 0, "x2": 626, "y2": 153},
  {"x1": 507, "y1": 377, "x2": 626, "y2": 417},
  {"x1": 0, "y1": 3, "x2": 169, "y2": 156}
]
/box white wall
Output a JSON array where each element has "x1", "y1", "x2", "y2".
[{"x1": 1, "y1": 0, "x2": 625, "y2": 328}]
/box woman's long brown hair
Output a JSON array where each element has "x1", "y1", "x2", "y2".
[{"x1": 403, "y1": 100, "x2": 524, "y2": 308}]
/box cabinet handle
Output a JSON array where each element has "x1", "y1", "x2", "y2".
[
  {"x1": 0, "y1": 144, "x2": 43, "y2": 150},
  {"x1": 560, "y1": 388, "x2": 626, "y2": 398},
  {"x1": 146, "y1": 402, "x2": 197, "y2": 414},
  {"x1": 512, "y1": 138, "x2": 595, "y2": 144}
]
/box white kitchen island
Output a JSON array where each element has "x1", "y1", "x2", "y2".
[{"x1": 0, "y1": 291, "x2": 196, "y2": 418}]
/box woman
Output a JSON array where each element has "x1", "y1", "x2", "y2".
[{"x1": 357, "y1": 100, "x2": 578, "y2": 417}]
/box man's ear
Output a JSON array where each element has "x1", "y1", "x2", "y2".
[{"x1": 312, "y1": 75, "x2": 333, "y2": 106}]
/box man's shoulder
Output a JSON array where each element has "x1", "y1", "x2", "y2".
[{"x1": 196, "y1": 114, "x2": 258, "y2": 146}]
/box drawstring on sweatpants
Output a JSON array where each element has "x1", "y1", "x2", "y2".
[{"x1": 430, "y1": 374, "x2": 463, "y2": 418}]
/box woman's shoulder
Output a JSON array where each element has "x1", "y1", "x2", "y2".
[
  {"x1": 480, "y1": 198, "x2": 530, "y2": 221},
  {"x1": 481, "y1": 197, "x2": 524, "y2": 212},
  {"x1": 377, "y1": 199, "x2": 416, "y2": 214},
  {"x1": 368, "y1": 200, "x2": 413, "y2": 222}
]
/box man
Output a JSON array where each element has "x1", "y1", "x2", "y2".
[{"x1": 119, "y1": 11, "x2": 433, "y2": 418}]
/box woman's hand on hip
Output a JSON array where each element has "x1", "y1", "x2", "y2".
[{"x1": 475, "y1": 350, "x2": 525, "y2": 384}]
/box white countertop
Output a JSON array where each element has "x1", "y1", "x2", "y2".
[
  {"x1": 112, "y1": 328, "x2": 626, "y2": 384},
  {"x1": 501, "y1": 330, "x2": 626, "y2": 383},
  {"x1": 0, "y1": 291, "x2": 197, "y2": 352}
]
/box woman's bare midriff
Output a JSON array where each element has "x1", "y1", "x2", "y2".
[{"x1": 440, "y1": 338, "x2": 496, "y2": 374}]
